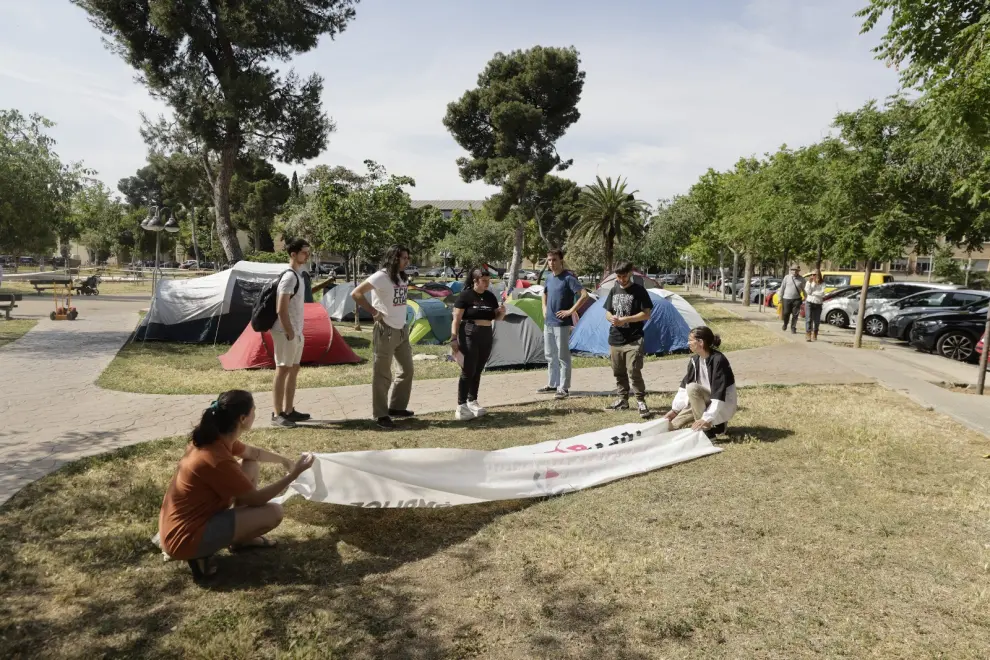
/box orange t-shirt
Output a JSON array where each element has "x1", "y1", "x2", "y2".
[{"x1": 158, "y1": 439, "x2": 253, "y2": 560}]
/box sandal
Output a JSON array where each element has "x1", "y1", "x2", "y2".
[
  {"x1": 187, "y1": 556, "x2": 218, "y2": 582},
  {"x1": 229, "y1": 535, "x2": 278, "y2": 552}
]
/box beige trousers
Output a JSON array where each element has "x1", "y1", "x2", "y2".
[
  {"x1": 371, "y1": 321, "x2": 414, "y2": 419},
  {"x1": 670, "y1": 383, "x2": 712, "y2": 430}
]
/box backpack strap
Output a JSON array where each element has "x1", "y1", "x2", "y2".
[{"x1": 281, "y1": 269, "x2": 300, "y2": 298}]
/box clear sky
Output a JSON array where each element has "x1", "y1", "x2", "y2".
[{"x1": 0, "y1": 0, "x2": 898, "y2": 205}]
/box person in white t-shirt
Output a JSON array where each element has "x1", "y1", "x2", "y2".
[
  {"x1": 270, "y1": 239, "x2": 311, "y2": 429},
  {"x1": 351, "y1": 245, "x2": 414, "y2": 430}
]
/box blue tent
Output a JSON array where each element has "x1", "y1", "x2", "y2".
[
  {"x1": 568, "y1": 290, "x2": 691, "y2": 356},
  {"x1": 449, "y1": 280, "x2": 463, "y2": 294}
]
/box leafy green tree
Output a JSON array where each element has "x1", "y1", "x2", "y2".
[
  {"x1": 74, "y1": 0, "x2": 359, "y2": 263},
  {"x1": 312, "y1": 160, "x2": 416, "y2": 282},
  {"x1": 437, "y1": 209, "x2": 512, "y2": 268},
  {"x1": 229, "y1": 156, "x2": 290, "y2": 252},
  {"x1": 0, "y1": 110, "x2": 85, "y2": 258},
  {"x1": 573, "y1": 176, "x2": 648, "y2": 276},
  {"x1": 444, "y1": 45, "x2": 585, "y2": 286},
  {"x1": 644, "y1": 196, "x2": 703, "y2": 273},
  {"x1": 117, "y1": 165, "x2": 165, "y2": 209}
]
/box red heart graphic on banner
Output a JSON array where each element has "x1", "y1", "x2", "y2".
[{"x1": 545, "y1": 469, "x2": 559, "y2": 479}]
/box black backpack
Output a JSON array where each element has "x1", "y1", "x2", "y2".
[{"x1": 250, "y1": 270, "x2": 299, "y2": 332}]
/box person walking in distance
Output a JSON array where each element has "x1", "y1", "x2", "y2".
[
  {"x1": 351, "y1": 245, "x2": 415, "y2": 430},
  {"x1": 804, "y1": 269, "x2": 825, "y2": 342},
  {"x1": 451, "y1": 267, "x2": 507, "y2": 420},
  {"x1": 664, "y1": 326, "x2": 737, "y2": 439},
  {"x1": 779, "y1": 265, "x2": 806, "y2": 334},
  {"x1": 538, "y1": 248, "x2": 588, "y2": 400},
  {"x1": 604, "y1": 262, "x2": 655, "y2": 418},
  {"x1": 271, "y1": 239, "x2": 311, "y2": 428}
]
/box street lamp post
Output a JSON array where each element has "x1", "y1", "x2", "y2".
[{"x1": 141, "y1": 205, "x2": 179, "y2": 297}]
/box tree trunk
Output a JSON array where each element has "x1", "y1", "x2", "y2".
[
  {"x1": 743, "y1": 252, "x2": 753, "y2": 306},
  {"x1": 782, "y1": 248, "x2": 789, "y2": 277},
  {"x1": 718, "y1": 250, "x2": 725, "y2": 300},
  {"x1": 212, "y1": 144, "x2": 244, "y2": 264},
  {"x1": 977, "y1": 303, "x2": 990, "y2": 394},
  {"x1": 190, "y1": 204, "x2": 201, "y2": 262},
  {"x1": 853, "y1": 261, "x2": 873, "y2": 349},
  {"x1": 507, "y1": 221, "x2": 525, "y2": 289},
  {"x1": 816, "y1": 243, "x2": 823, "y2": 270},
  {"x1": 730, "y1": 248, "x2": 740, "y2": 303}
]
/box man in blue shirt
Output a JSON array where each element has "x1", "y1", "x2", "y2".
[{"x1": 539, "y1": 248, "x2": 588, "y2": 399}]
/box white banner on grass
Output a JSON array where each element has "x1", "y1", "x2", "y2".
[{"x1": 274, "y1": 419, "x2": 721, "y2": 508}]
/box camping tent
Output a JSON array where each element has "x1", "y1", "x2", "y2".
[
  {"x1": 407, "y1": 298, "x2": 453, "y2": 344},
  {"x1": 569, "y1": 290, "x2": 693, "y2": 357},
  {"x1": 594, "y1": 271, "x2": 661, "y2": 298},
  {"x1": 448, "y1": 280, "x2": 463, "y2": 294},
  {"x1": 486, "y1": 305, "x2": 546, "y2": 370},
  {"x1": 135, "y1": 261, "x2": 289, "y2": 343},
  {"x1": 321, "y1": 281, "x2": 374, "y2": 322},
  {"x1": 511, "y1": 296, "x2": 545, "y2": 330},
  {"x1": 650, "y1": 288, "x2": 706, "y2": 329},
  {"x1": 219, "y1": 303, "x2": 362, "y2": 370}
]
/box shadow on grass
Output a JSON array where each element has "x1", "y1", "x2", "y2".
[
  {"x1": 719, "y1": 425, "x2": 793, "y2": 444},
  {"x1": 298, "y1": 406, "x2": 610, "y2": 433}
]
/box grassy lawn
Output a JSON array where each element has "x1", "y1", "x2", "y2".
[
  {"x1": 2, "y1": 279, "x2": 153, "y2": 296},
  {"x1": 1, "y1": 384, "x2": 987, "y2": 658},
  {"x1": 97, "y1": 298, "x2": 783, "y2": 395},
  {"x1": 0, "y1": 319, "x2": 38, "y2": 347}
]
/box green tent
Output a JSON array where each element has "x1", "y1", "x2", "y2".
[
  {"x1": 407, "y1": 298, "x2": 453, "y2": 344},
  {"x1": 511, "y1": 296, "x2": 544, "y2": 330}
]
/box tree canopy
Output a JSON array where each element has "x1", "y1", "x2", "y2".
[{"x1": 73, "y1": 0, "x2": 359, "y2": 263}]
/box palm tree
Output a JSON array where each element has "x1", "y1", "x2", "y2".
[{"x1": 573, "y1": 176, "x2": 648, "y2": 276}]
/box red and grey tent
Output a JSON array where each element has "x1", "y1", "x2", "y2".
[{"x1": 219, "y1": 303, "x2": 361, "y2": 370}]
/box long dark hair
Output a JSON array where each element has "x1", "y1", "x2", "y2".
[
  {"x1": 463, "y1": 266, "x2": 490, "y2": 291},
  {"x1": 191, "y1": 390, "x2": 254, "y2": 447},
  {"x1": 380, "y1": 244, "x2": 410, "y2": 285},
  {"x1": 690, "y1": 326, "x2": 722, "y2": 352}
]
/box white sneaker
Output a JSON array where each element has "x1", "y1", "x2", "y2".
[
  {"x1": 467, "y1": 400, "x2": 487, "y2": 417},
  {"x1": 455, "y1": 404, "x2": 476, "y2": 421}
]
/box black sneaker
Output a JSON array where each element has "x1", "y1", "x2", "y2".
[
  {"x1": 376, "y1": 416, "x2": 395, "y2": 430},
  {"x1": 606, "y1": 398, "x2": 629, "y2": 411},
  {"x1": 554, "y1": 389, "x2": 569, "y2": 400},
  {"x1": 271, "y1": 413, "x2": 296, "y2": 429},
  {"x1": 286, "y1": 409, "x2": 311, "y2": 422},
  {"x1": 388, "y1": 408, "x2": 415, "y2": 417},
  {"x1": 536, "y1": 386, "x2": 556, "y2": 393}
]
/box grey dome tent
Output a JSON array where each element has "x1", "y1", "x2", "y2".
[
  {"x1": 485, "y1": 305, "x2": 546, "y2": 370},
  {"x1": 321, "y1": 281, "x2": 373, "y2": 322}
]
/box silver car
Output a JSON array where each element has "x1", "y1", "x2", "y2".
[{"x1": 822, "y1": 282, "x2": 959, "y2": 330}]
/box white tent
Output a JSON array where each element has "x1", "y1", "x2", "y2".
[
  {"x1": 651, "y1": 289, "x2": 706, "y2": 329},
  {"x1": 321, "y1": 281, "x2": 373, "y2": 322},
  {"x1": 136, "y1": 261, "x2": 288, "y2": 343}
]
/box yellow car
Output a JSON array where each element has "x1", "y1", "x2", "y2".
[{"x1": 772, "y1": 271, "x2": 894, "y2": 306}]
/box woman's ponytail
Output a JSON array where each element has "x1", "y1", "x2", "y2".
[{"x1": 190, "y1": 390, "x2": 254, "y2": 447}]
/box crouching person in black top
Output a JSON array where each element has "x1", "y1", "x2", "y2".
[
  {"x1": 452, "y1": 266, "x2": 507, "y2": 421},
  {"x1": 664, "y1": 326, "x2": 738, "y2": 439}
]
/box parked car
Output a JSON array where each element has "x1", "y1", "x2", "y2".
[
  {"x1": 820, "y1": 270, "x2": 895, "y2": 293},
  {"x1": 909, "y1": 303, "x2": 990, "y2": 362},
  {"x1": 822, "y1": 282, "x2": 957, "y2": 329},
  {"x1": 884, "y1": 290, "x2": 989, "y2": 340},
  {"x1": 404, "y1": 265, "x2": 420, "y2": 277},
  {"x1": 19, "y1": 256, "x2": 37, "y2": 266},
  {"x1": 659, "y1": 273, "x2": 685, "y2": 285}
]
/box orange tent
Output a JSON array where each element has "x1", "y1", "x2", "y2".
[{"x1": 219, "y1": 303, "x2": 362, "y2": 370}]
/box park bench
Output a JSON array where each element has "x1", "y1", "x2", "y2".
[{"x1": 0, "y1": 291, "x2": 23, "y2": 320}]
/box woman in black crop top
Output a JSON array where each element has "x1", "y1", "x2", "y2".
[{"x1": 451, "y1": 266, "x2": 506, "y2": 420}]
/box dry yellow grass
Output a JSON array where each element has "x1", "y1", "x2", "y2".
[
  {"x1": 0, "y1": 319, "x2": 37, "y2": 347},
  {"x1": 97, "y1": 298, "x2": 781, "y2": 395},
  {"x1": 1, "y1": 384, "x2": 987, "y2": 658}
]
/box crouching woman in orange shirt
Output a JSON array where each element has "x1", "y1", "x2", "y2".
[{"x1": 158, "y1": 390, "x2": 315, "y2": 581}]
